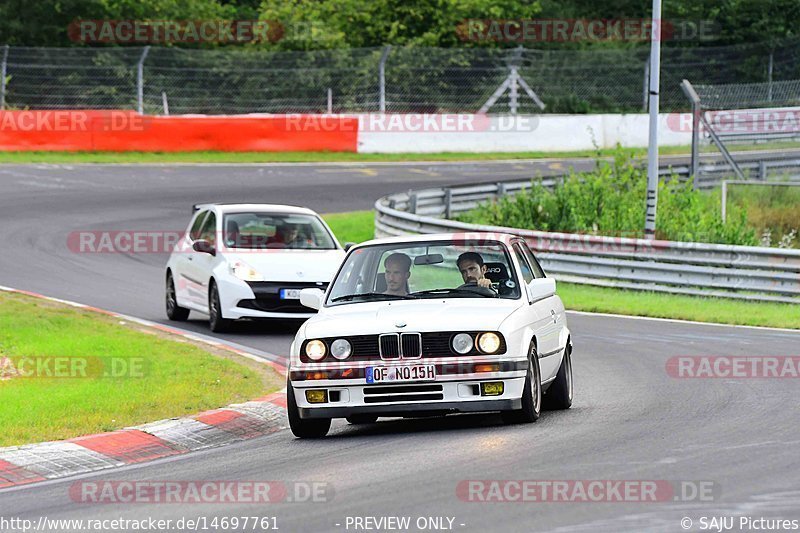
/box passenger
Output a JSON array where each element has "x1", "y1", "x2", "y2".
[{"x1": 383, "y1": 253, "x2": 412, "y2": 296}]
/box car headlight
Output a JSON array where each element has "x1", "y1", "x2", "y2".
[
  {"x1": 330, "y1": 339, "x2": 352, "y2": 360},
  {"x1": 478, "y1": 332, "x2": 501, "y2": 354},
  {"x1": 452, "y1": 333, "x2": 474, "y2": 355},
  {"x1": 305, "y1": 340, "x2": 327, "y2": 361},
  {"x1": 230, "y1": 259, "x2": 263, "y2": 282}
]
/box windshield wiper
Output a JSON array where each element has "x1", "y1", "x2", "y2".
[
  {"x1": 330, "y1": 292, "x2": 416, "y2": 303},
  {"x1": 412, "y1": 287, "x2": 496, "y2": 298}
]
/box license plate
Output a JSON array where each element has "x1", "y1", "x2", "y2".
[
  {"x1": 280, "y1": 288, "x2": 302, "y2": 300},
  {"x1": 365, "y1": 364, "x2": 436, "y2": 384}
]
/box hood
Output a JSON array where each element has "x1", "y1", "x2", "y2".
[
  {"x1": 223, "y1": 249, "x2": 345, "y2": 282},
  {"x1": 304, "y1": 298, "x2": 522, "y2": 338}
]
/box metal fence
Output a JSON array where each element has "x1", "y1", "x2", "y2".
[
  {"x1": 2, "y1": 39, "x2": 800, "y2": 115},
  {"x1": 375, "y1": 176, "x2": 800, "y2": 304}
]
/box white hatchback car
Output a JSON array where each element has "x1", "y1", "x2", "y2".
[
  {"x1": 286, "y1": 232, "x2": 573, "y2": 438},
  {"x1": 165, "y1": 204, "x2": 346, "y2": 332}
]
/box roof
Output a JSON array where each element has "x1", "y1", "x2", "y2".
[
  {"x1": 193, "y1": 203, "x2": 318, "y2": 216},
  {"x1": 353, "y1": 232, "x2": 520, "y2": 249}
]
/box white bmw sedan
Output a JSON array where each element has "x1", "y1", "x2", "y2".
[
  {"x1": 165, "y1": 204, "x2": 346, "y2": 332},
  {"x1": 287, "y1": 232, "x2": 573, "y2": 438}
]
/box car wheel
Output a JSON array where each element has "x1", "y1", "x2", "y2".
[
  {"x1": 502, "y1": 341, "x2": 541, "y2": 424},
  {"x1": 208, "y1": 280, "x2": 233, "y2": 333},
  {"x1": 165, "y1": 272, "x2": 190, "y2": 321},
  {"x1": 287, "y1": 380, "x2": 331, "y2": 438},
  {"x1": 346, "y1": 415, "x2": 379, "y2": 425},
  {"x1": 543, "y1": 342, "x2": 573, "y2": 410}
]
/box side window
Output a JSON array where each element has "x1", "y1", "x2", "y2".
[
  {"x1": 512, "y1": 244, "x2": 534, "y2": 284},
  {"x1": 188, "y1": 211, "x2": 208, "y2": 241},
  {"x1": 521, "y1": 243, "x2": 546, "y2": 279},
  {"x1": 199, "y1": 212, "x2": 217, "y2": 245}
]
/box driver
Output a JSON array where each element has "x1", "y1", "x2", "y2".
[
  {"x1": 383, "y1": 253, "x2": 411, "y2": 296},
  {"x1": 456, "y1": 252, "x2": 497, "y2": 295}
]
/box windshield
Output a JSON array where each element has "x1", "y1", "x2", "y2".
[
  {"x1": 222, "y1": 212, "x2": 337, "y2": 250},
  {"x1": 326, "y1": 240, "x2": 520, "y2": 305}
]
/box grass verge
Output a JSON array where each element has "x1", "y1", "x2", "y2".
[
  {"x1": 1, "y1": 141, "x2": 799, "y2": 164},
  {"x1": 0, "y1": 291, "x2": 283, "y2": 447},
  {"x1": 557, "y1": 282, "x2": 799, "y2": 330},
  {"x1": 324, "y1": 210, "x2": 800, "y2": 330}
]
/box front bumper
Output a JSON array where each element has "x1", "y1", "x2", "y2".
[
  {"x1": 217, "y1": 277, "x2": 325, "y2": 319},
  {"x1": 291, "y1": 373, "x2": 527, "y2": 419}
]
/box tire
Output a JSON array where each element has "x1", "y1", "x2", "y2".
[
  {"x1": 287, "y1": 380, "x2": 331, "y2": 438},
  {"x1": 208, "y1": 280, "x2": 233, "y2": 333},
  {"x1": 165, "y1": 272, "x2": 190, "y2": 321},
  {"x1": 502, "y1": 341, "x2": 541, "y2": 424},
  {"x1": 346, "y1": 414, "x2": 379, "y2": 425},
  {"x1": 543, "y1": 342, "x2": 573, "y2": 410}
]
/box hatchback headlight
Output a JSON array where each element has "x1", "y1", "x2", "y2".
[
  {"x1": 330, "y1": 339, "x2": 352, "y2": 360},
  {"x1": 305, "y1": 340, "x2": 327, "y2": 361},
  {"x1": 478, "y1": 332, "x2": 501, "y2": 354},
  {"x1": 230, "y1": 259, "x2": 263, "y2": 282},
  {"x1": 452, "y1": 333, "x2": 474, "y2": 355}
]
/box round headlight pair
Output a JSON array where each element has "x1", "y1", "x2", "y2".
[
  {"x1": 451, "y1": 332, "x2": 501, "y2": 355},
  {"x1": 304, "y1": 339, "x2": 351, "y2": 361}
]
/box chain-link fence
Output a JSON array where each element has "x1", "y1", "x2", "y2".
[{"x1": 2, "y1": 40, "x2": 799, "y2": 115}]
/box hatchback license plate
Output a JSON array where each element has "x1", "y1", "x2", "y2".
[
  {"x1": 365, "y1": 364, "x2": 436, "y2": 384},
  {"x1": 280, "y1": 289, "x2": 302, "y2": 300}
]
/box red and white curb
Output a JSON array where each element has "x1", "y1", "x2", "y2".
[{"x1": 0, "y1": 286, "x2": 289, "y2": 490}]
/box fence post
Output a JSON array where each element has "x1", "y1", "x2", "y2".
[
  {"x1": 444, "y1": 188, "x2": 452, "y2": 219},
  {"x1": 378, "y1": 46, "x2": 391, "y2": 112},
  {"x1": 642, "y1": 60, "x2": 650, "y2": 112},
  {"x1": 161, "y1": 92, "x2": 169, "y2": 115},
  {"x1": 680, "y1": 79, "x2": 701, "y2": 185},
  {"x1": 759, "y1": 160, "x2": 767, "y2": 180},
  {"x1": 767, "y1": 50, "x2": 774, "y2": 102},
  {"x1": 409, "y1": 192, "x2": 418, "y2": 214},
  {"x1": 0, "y1": 45, "x2": 9, "y2": 110},
  {"x1": 327, "y1": 87, "x2": 333, "y2": 113},
  {"x1": 137, "y1": 46, "x2": 150, "y2": 114}
]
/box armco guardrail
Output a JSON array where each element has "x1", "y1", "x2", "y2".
[{"x1": 374, "y1": 178, "x2": 800, "y2": 304}]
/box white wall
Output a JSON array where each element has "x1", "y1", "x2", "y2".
[{"x1": 357, "y1": 113, "x2": 694, "y2": 153}]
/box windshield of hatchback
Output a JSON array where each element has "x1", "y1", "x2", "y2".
[
  {"x1": 326, "y1": 240, "x2": 520, "y2": 305},
  {"x1": 222, "y1": 212, "x2": 337, "y2": 250}
]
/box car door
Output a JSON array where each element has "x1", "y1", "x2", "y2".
[
  {"x1": 520, "y1": 242, "x2": 565, "y2": 380},
  {"x1": 513, "y1": 242, "x2": 561, "y2": 381},
  {"x1": 184, "y1": 211, "x2": 218, "y2": 308},
  {"x1": 175, "y1": 210, "x2": 208, "y2": 308}
]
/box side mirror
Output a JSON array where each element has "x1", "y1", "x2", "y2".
[
  {"x1": 344, "y1": 242, "x2": 356, "y2": 252},
  {"x1": 192, "y1": 240, "x2": 216, "y2": 256},
  {"x1": 526, "y1": 278, "x2": 556, "y2": 303},
  {"x1": 299, "y1": 288, "x2": 325, "y2": 310}
]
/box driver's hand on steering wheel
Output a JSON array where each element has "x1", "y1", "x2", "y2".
[{"x1": 477, "y1": 278, "x2": 492, "y2": 288}]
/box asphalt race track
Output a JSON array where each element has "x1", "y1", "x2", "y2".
[{"x1": 1, "y1": 160, "x2": 799, "y2": 532}]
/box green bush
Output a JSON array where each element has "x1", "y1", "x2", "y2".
[{"x1": 456, "y1": 148, "x2": 759, "y2": 246}]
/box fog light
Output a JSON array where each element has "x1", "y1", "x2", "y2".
[
  {"x1": 480, "y1": 382, "x2": 504, "y2": 396},
  {"x1": 474, "y1": 363, "x2": 501, "y2": 373},
  {"x1": 305, "y1": 390, "x2": 328, "y2": 403}
]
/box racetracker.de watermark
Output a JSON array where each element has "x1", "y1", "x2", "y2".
[
  {"x1": 666, "y1": 356, "x2": 800, "y2": 379},
  {"x1": 456, "y1": 480, "x2": 718, "y2": 503},
  {"x1": 0, "y1": 356, "x2": 147, "y2": 380},
  {"x1": 284, "y1": 114, "x2": 538, "y2": 133},
  {"x1": 667, "y1": 109, "x2": 800, "y2": 134},
  {"x1": 0, "y1": 111, "x2": 149, "y2": 133},
  {"x1": 68, "y1": 20, "x2": 286, "y2": 44},
  {"x1": 69, "y1": 481, "x2": 333, "y2": 504},
  {"x1": 458, "y1": 19, "x2": 719, "y2": 43}
]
